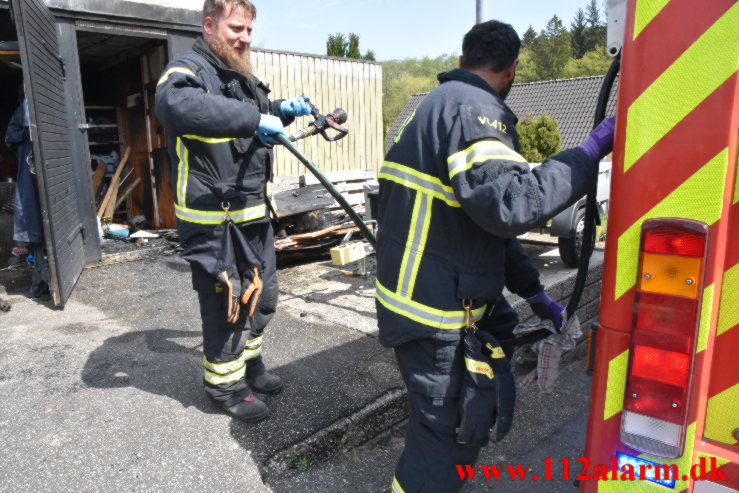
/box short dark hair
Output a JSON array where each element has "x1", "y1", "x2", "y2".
[{"x1": 461, "y1": 20, "x2": 520, "y2": 72}]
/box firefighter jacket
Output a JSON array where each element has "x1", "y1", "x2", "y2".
[
  {"x1": 155, "y1": 37, "x2": 295, "y2": 245},
  {"x1": 376, "y1": 69, "x2": 596, "y2": 348}
]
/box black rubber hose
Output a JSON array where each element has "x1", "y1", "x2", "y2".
[
  {"x1": 275, "y1": 134, "x2": 378, "y2": 249},
  {"x1": 565, "y1": 55, "x2": 621, "y2": 320}
]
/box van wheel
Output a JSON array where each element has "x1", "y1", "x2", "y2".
[{"x1": 558, "y1": 208, "x2": 590, "y2": 267}]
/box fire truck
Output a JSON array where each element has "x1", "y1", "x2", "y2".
[{"x1": 581, "y1": 0, "x2": 739, "y2": 492}]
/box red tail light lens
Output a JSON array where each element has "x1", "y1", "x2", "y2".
[{"x1": 621, "y1": 219, "x2": 709, "y2": 459}]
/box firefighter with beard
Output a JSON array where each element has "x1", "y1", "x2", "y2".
[
  {"x1": 376, "y1": 21, "x2": 615, "y2": 491},
  {"x1": 155, "y1": 0, "x2": 312, "y2": 423}
]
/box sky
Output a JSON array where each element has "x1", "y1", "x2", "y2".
[{"x1": 245, "y1": 0, "x2": 592, "y2": 61}]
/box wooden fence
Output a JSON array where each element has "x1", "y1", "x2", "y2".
[{"x1": 252, "y1": 48, "x2": 383, "y2": 177}]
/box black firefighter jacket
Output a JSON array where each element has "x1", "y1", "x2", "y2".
[
  {"x1": 155, "y1": 37, "x2": 295, "y2": 246},
  {"x1": 376, "y1": 69, "x2": 596, "y2": 348}
]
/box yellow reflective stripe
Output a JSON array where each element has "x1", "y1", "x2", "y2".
[
  {"x1": 204, "y1": 367, "x2": 245, "y2": 385},
  {"x1": 717, "y1": 263, "x2": 739, "y2": 337},
  {"x1": 243, "y1": 336, "x2": 263, "y2": 360},
  {"x1": 203, "y1": 354, "x2": 247, "y2": 375},
  {"x1": 397, "y1": 192, "x2": 432, "y2": 299},
  {"x1": 379, "y1": 161, "x2": 460, "y2": 208},
  {"x1": 615, "y1": 148, "x2": 728, "y2": 300},
  {"x1": 486, "y1": 344, "x2": 506, "y2": 359},
  {"x1": 696, "y1": 284, "x2": 715, "y2": 354},
  {"x1": 176, "y1": 137, "x2": 189, "y2": 207},
  {"x1": 266, "y1": 181, "x2": 277, "y2": 214},
  {"x1": 447, "y1": 140, "x2": 526, "y2": 180},
  {"x1": 182, "y1": 135, "x2": 236, "y2": 143},
  {"x1": 624, "y1": 4, "x2": 739, "y2": 171},
  {"x1": 175, "y1": 203, "x2": 267, "y2": 225},
  {"x1": 465, "y1": 357, "x2": 494, "y2": 379},
  {"x1": 633, "y1": 0, "x2": 671, "y2": 40},
  {"x1": 604, "y1": 349, "x2": 629, "y2": 421},
  {"x1": 391, "y1": 476, "x2": 406, "y2": 493},
  {"x1": 376, "y1": 280, "x2": 487, "y2": 330},
  {"x1": 246, "y1": 335, "x2": 263, "y2": 349},
  {"x1": 705, "y1": 383, "x2": 739, "y2": 445},
  {"x1": 157, "y1": 66, "x2": 197, "y2": 86}
]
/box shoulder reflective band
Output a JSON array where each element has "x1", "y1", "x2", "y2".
[
  {"x1": 175, "y1": 203, "x2": 267, "y2": 225},
  {"x1": 379, "y1": 161, "x2": 460, "y2": 208},
  {"x1": 157, "y1": 66, "x2": 197, "y2": 87},
  {"x1": 376, "y1": 280, "x2": 487, "y2": 330},
  {"x1": 447, "y1": 139, "x2": 526, "y2": 180}
]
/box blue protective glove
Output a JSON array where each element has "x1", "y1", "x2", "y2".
[
  {"x1": 577, "y1": 116, "x2": 616, "y2": 161},
  {"x1": 526, "y1": 290, "x2": 565, "y2": 330},
  {"x1": 280, "y1": 96, "x2": 312, "y2": 117},
  {"x1": 256, "y1": 114, "x2": 286, "y2": 145}
]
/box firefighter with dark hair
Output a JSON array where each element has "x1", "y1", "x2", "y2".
[
  {"x1": 377, "y1": 20, "x2": 615, "y2": 492},
  {"x1": 155, "y1": 0, "x2": 312, "y2": 423}
]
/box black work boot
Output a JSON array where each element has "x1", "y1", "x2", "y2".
[
  {"x1": 212, "y1": 394, "x2": 268, "y2": 423},
  {"x1": 247, "y1": 357, "x2": 283, "y2": 395}
]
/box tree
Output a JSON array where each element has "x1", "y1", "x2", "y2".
[
  {"x1": 531, "y1": 15, "x2": 572, "y2": 80},
  {"x1": 326, "y1": 32, "x2": 375, "y2": 60},
  {"x1": 570, "y1": 8, "x2": 588, "y2": 58},
  {"x1": 521, "y1": 26, "x2": 538, "y2": 50},
  {"x1": 347, "y1": 33, "x2": 361, "y2": 59},
  {"x1": 382, "y1": 54, "x2": 457, "y2": 129},
  {"x1": 517, "y1": 113, "x2": 562, "y2": 162},
  {"x1": 327, "y1": 33, "x2": 348, "y2": 57},
  {"x1": 514, "y1": 48, "x2": 539, "y2": 83},
  {"x1": 561, "y1": 46, "x2": 612, "y2": 78},
  {"x1": 584, "y1": 0, "x2": 607, "y2": 53}
]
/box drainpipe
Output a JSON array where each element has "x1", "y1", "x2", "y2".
[{"x1": 476, "y1": 0, "x2": 487, "y2": 24}]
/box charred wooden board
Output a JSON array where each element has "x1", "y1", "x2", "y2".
[{"x1": 274, "y1": 184, "x2": 333, "y2": 219}]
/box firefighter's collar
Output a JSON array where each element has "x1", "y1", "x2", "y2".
[{"x1": 438, "y1": 69, "x2": 503, "y2": 100}]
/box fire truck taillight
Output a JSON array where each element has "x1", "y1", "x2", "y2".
[{"x1": 620, "y1": 219, "x2": 709, "y2": 459}]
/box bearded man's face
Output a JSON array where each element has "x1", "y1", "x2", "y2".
[{"x1": 204, "y1": 4, "x2": 253, "y2": 76}]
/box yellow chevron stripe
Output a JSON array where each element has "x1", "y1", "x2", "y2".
[
  {"x1": 604, "y1": 350, "x2": 629, "y2": 421},
  {"x1": 633, "y1": 0, "x2": 671, "y2": 40},
  {"x1": 615, "y1": 149, "x2": 728, "y2": 300},
  {"x1": 624, "y1": 3, "x2": 739, "y2": 172},
  {"x1": 717, "y1": 263, "x2": 739, "y2": 337},
  {"x1": 695, "y1": 284, "x2": 714, "y2": 354},
  {"x1": 705, "y1": 383, "x2": 739, "y2": 445}
]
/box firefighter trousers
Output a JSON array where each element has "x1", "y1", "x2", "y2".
[
  {"x1": 189, "y1": 221, "x2": 278, "y2": 407},
  {"x1": 391, "y1": 297, "x2": 519, "y2": 493}
]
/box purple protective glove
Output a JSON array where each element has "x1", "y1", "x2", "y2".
[
  {"x1": 577, "y1": 116, "x2": 616, "y2": 161},
  {"x1": 526, "y1": 290, "x2": 564, "y2": 330}
]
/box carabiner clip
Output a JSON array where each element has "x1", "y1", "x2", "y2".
[
  {"x1": 221, "y1": 201, "x2": 231, "y2": 220},
  {"x1": 462, "y1": 299, "x2": 476, "y2": 331}
]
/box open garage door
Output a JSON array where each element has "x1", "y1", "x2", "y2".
[{"x1": 11, "y1": 0, "x2": 98, "y2": 306}]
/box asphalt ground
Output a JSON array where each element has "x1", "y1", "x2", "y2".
[{"x1": 0, "y1": 242, "x2": 603, "y2": 492}]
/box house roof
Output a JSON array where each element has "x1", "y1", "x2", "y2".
[{"x1": 385, "y1": 74, "x2": 619, "y2": 152}]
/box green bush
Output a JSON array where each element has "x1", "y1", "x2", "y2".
[{"x1": 516, "y1": 113, "x2": 562, "y2": 162}]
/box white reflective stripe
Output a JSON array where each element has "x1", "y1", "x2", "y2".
[
  {"x1": 175, "y1": 203, "x2": 267, "y2": 225},
  {"x1": 157, "y1": 66, "x2": 197, "y2": 87},
  {"x1": 176, "y1": 137, "x2": 189, "y2": 207},
  {"x1": 392, "y1": 477, "x2": 406, "y2": 493},
  {"x1": 447, "y1": 140, "x2": 526, "y2": 179},
  {"x1": 246, "y1": 336, "x2": 263, "y2": 349},
  {"x1": 376, "y1": 280, "x2": 486, "y2": 330},
  {"x1": 379, "y1": 161, "x2": 460, "y2": 208},
  {"x1": 204, "y1": 366, "x2": 246, "y2": 385},
  {"x1": 182, "y1": 135, "x2": 236, "y2": 143}
]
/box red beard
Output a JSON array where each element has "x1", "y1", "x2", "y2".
[{"x1": 209, "y1": 35, "x2": 253, "y2": 77}]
